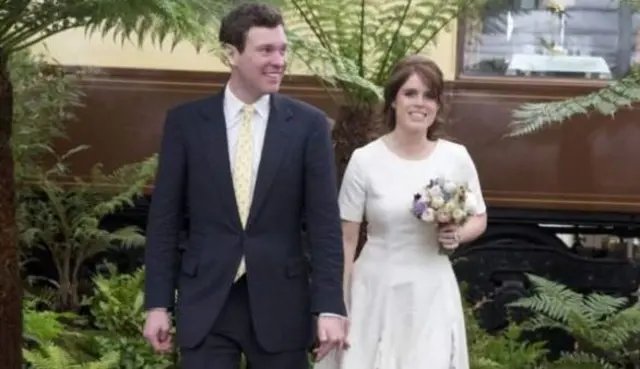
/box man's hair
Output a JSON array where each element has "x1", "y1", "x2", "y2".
[{"x1": 218, "y1": 3, "x2": 284, "y2": 53}]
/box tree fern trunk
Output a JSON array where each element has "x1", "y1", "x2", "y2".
[
  {"x1": 0, "y1": 48, "x2": 22, "y2": 369},
  {"x1": 332, "y1": 104, "x2": 380, "y2": 182}
]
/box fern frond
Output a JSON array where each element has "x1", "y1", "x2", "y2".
[
  {"x1": 508, "y1": 274, "x2": 583, "y2": 323},
  {"x1": 510, "y1": 274, "x2": 640, "y2": 363},
  {"x1": 517, "y1": 313, "x2": 571, "y2": 332},
  {"x1": 622, "y1": 0, "x2": 640, "y2": 11},
  {"x1": 84, "y1": 226, "x2": 146, "y2": 252},
  {"x1": 23, "y1": 343, "x2": 120, "y2": 369},
  {"x1": 283, "y1": 0, "x2": 384, "y2": 101},
  {"x1": 550, "y1": 351, "x2": 617, "y2": 369},
  {"x1": 270, "y1": 0, "x2": 482, "y2": 103},
  {"x1": 506, "y1": 67, "x2": 640, "y2": 137},
  {"x1": 10, "y1": 50, "x2": 85, "y2": 187},
  {"x1": 86, "y1": 154, "x2": 158, "y2": 217},
  {"x1": 581, "y1": 293, "x2": 628, "y2": 321},
  {"x1": 1, "y1": 0, "x2": 222, "y2": 54},
  {"x1": 598, "y1": 304, "x2": 640, "y2": 350},
  {"x1": 88, "y1": 268, "x2": 148, "y2": 334},
  {"x1": 23, "y1": 308, "x2": 70, "y2": 345},
  {"x1": 374, "y1": 0, "x2": 478, "y2": 81}
]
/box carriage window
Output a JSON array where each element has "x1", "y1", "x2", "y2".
[{"x1": 460, "y1": 0, "x2": 638, "y2": 80}]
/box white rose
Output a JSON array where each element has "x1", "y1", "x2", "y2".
[
  {"x1": 464, "y1": 193, "x2": 478, "y2": 213},
  {"x1": 428, "y1": 186, "x2": 443, "y2": 198},
  {"x1": 421, "y1": 208, "x2": 435, "y2": 222},
  {"x1": 430, "y1": 196, "x2": 444, "y2": 209},
  {"x1": 452, "y1": 208, "x2": 467, "y2": 223},
  {"x1": 443, "y1": 180, "x2": 457, "y2": 194}
]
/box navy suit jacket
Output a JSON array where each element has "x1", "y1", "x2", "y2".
[{"x1": 143, "y1": 88, "x2": 346, "y2": 352}]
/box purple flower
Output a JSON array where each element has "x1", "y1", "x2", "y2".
[{"x1": 412, "y1": 200, "x2": 427, "y2": 217}]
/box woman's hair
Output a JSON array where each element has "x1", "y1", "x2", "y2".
[{"x1": 382, "y1": 54, "x2": 448, "y2": 140}]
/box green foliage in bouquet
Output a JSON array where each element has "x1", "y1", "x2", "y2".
[{"x1": 508, "y1": 274, "x2": 640, "y2": 368}]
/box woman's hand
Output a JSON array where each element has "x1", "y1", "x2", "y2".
[{"x1": 437, "y1": 223, "x2": 461, "y2": 249}]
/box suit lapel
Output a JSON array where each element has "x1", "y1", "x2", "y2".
[
  {"x1": 195, "y1": 91, "x2": 291, "y2": 230},
  {"x1": 247, "y1": 94, "x2": 291, "y2": 227},
  {"x1": 196, "y1": 90, "x2": 242, "y2": 229}
]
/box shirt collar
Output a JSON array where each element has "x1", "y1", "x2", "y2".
[{"x1": 224, "y1": 84, "x2": 270, "y2": 124}]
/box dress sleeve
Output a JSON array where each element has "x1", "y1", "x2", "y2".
[
  {"x1": 338, "y1": 148, "x2": 367, "y2": 222},
  {"x1": 461, "y1": 147, "x2": 487, "y2": 215}
]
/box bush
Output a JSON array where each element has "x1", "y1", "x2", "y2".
[{"x1": 82, "y1": 265, "x2": 176, "y2": 369}]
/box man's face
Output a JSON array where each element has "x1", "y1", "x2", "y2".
[{"x1": 231, "y1": 25, "x2": 288, "y2": 96}]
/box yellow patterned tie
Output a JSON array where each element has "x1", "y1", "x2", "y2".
[{"x1": 232, "y1": 104, "x2": 254, "y2": 282}]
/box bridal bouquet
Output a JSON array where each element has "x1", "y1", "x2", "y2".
[{"x1": 411, "y1": 177, "x2": 479, "y2": 255}]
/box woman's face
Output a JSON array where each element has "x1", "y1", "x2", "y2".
[{"x1": 393, "y1": 73, "x2": 439, "y2": 135}]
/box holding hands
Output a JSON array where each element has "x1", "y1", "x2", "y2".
[
  {"x1": 313, "y1": 315, "x2": 350, "y2": 361},
  {"x1": 143, "y1": 309, "x2": 173, "y2": 354}
]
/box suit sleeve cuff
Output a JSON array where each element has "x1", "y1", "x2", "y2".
[{"x1": 319, "y1": 312, "x2": 347, "y2": 319}]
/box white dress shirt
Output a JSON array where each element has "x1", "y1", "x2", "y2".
[
  {"x1": 223, "y1": 85, "x2": 344, "y2": 320},
  {"x1": 223, "y1": 85, "x2": 270, "y2": 196}
]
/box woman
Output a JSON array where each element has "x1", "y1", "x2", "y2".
[{"x1": 314, "y1": 55, "x2": 487, "y2": 369}]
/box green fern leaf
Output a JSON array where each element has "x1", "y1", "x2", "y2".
[
  {"x1": 581, "y1": 293, "x2": 628, "y2": 321},
  {"x1": 262, "y1": 0, "x2": 483, "y2": 103},
  {"x1": 551, "y1": 351, "x2": 617, "y2": 369},
  {"x1": 622, "y1": 0, "x2": 640, "y2": 11},
  {"x1": 509, "y1": 274, "x2": 583, "y2": 323},
  {"x1": 506, "y1": 67, "x2": 640, "y2": 137},
  {"x1": 509, "y1": 274, "x2": 640, "y2": 364},
  {"x1": 0, "y1": 0, "x2": 223, "y2": 54}
]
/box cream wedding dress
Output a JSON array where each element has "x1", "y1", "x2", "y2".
[{"x1": 314, "y1": 138, "x2": 486, "y2": 369}]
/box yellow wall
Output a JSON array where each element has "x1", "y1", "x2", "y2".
[{"x1": 30, "y1": 22, "x2": 458, "y2": 80}]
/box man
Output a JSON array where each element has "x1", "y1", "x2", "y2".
[{"x1": 142, "y1": 3, "x2": 347, "y2": 369}]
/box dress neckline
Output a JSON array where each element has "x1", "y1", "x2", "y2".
[{"x1": 379, "y1": 136, "x2": 441, "y2": 163}]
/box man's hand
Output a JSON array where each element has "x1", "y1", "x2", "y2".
[
  {"x1": 143, "y1": 309, "x2": 173, "y2": 353},
  {"x1": 313, "y1": 315, "x2": 349, "y2": 361}
]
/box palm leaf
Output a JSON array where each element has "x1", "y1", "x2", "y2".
[
  {"x1": 0, "y1": 0, "x2": 224, "y2": 55},
  {"x1": 260, "y1": 0, "x2": 483, "y2": 104},
  {"x1": 506, "y1": 67, "x2": 640, "y2": 137},
  {"x1": 550, "y1": 352, "x2": 617, "y2": 369},
  {"x1": 509, "y1": 274, "x2": 640, "y2": 365}
]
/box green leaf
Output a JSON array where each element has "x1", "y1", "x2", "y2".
[
  {"x1": 255, "y1": 0, "x2": 483, "y2": 104},
  {"x1": 507, "y1": 67, "x2": 640, "y2": 137},
  {"x1": 508, "y1": 274, "x2": 640, "y2": 365},
  {"x1": 0, "y1": 0, "x2": 225, "y2": 54}
]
